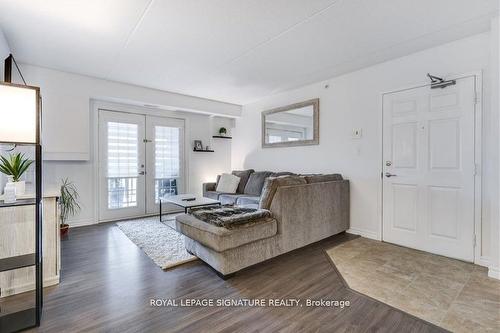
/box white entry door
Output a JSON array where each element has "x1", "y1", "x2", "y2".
[
  {"x1": 382, "y1": 76, "x2": 477, "y2": 262},
  {"x1": 99, "y1": 110, "x2": 185, "y2": 221}
]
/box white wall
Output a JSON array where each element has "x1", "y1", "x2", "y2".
[
  {"x1": 491, "y1": 16, "x2": 500, "y2": 279},
  {"x1": 40, "y1": 105, "x2": 233, "y2": 227},
  {"x1": 232, "y1": 32, "x2": 498, "y2": 266},
  {"x1": 1, "y1": 64, "x2": 237, "y2": 227},
  {"x1": 0, "y1": 27, "x2": 11, "y2": 80},
  {"x1": 16, "y1": 64, "x2": 241, "y2": 160}
]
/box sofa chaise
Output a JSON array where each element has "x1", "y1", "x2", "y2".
[{"x1": 176, "y1": 173, "x2": 349, "y2": 278}]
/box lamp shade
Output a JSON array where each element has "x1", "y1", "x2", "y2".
[{"x1": 0, "y1": 82, "x2": 39, "y2": 144}]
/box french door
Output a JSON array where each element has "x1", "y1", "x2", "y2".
[
  {"x1": 98, "y1": 110, "x2": 185, "y2": 221},
  {"x1": 382, "y1": 76, "x2": 476, "y2": 262}
]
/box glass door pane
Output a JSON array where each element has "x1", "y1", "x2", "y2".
[
  {"x1": 154, "y1": 126, "x2": 180, "y2": 203},
  {"x1": 106, "y1": 122, "x2": 139, "y2": 209},
  {"x1": 146, "y1": 116, "x2": 185, "y2": 214},
  {"x1": 98, "y1": 110, "x2": 146, "y2": 221}
]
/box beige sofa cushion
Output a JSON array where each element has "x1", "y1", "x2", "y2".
[
  {"x1": 259, "y1": 175, "x2": 307, "y2": 209},
  {"x1": 304, "y1": 174, "x2": 343, "y2": 183},
  {"x1": 176, "y1": 214, "x2": 277, "y2": 252}
]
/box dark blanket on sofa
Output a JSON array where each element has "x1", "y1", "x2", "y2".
[{"x1": 188, "y1": 205, "x2": 272, "y2": 229}]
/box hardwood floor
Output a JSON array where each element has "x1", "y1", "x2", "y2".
[{"x1": 20, "y1": 223, "x2": 446, "y2": 332}]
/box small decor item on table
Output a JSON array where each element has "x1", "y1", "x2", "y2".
[
  {"x1": 218, "y1": 127, "x2": 227, "y2": 136},
  {"x1": 0, "y1": 152, "x2": 34, "y2": 196},
  {"x1": 205, "y1": 145, "x2": 211, "y2": 151},
  {"x1": 59, "y1": 178, "x2": 81, "y2": 237},
  {"x1": 194, "y1": 140, "x2": 203, "y2": 151}
]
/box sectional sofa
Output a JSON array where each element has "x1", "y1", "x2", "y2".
[
  {"x1": 202, "y1": 169, "x2": 296, "y2": 207},
  {"x1": 176, "y1": 171, "x2": 350, "y2": 278}
]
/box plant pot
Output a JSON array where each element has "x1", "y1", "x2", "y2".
[
  {"x1": 60, "y1": 224, "x2": 69, "y2": 237},
  {"x1": 13, "y1": 181, "x2": 26, "y2": 196}
]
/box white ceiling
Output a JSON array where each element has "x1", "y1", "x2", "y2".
[{"x1": 0, "y1": 0, "x2": 498, "y2": 105}]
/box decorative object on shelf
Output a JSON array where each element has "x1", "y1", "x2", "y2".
[
  {"x1": 0, "y1": 152, "x2": 34, "y2": 195},
  {"x1": 59, "y1": 178, "x2": 81, "y2": 237},
  {"x1": 193, "y1": 140, "x2": 203, "y2": 151},
  {"x1": 205, "y1": 145, "x2": 211, "y2": 151},
  {"x1": 3, "y1": 180, "x2": 17, "y2": 203},
  {"x1": 218, "y1": 127, "x2": 227, "y2": 136}
]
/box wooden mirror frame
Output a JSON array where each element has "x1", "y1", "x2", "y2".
[{"x1": 261, "y1": 98, "x2": 319, "y2": 148}]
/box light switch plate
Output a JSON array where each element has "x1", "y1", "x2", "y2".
[{"x1": 352, "y1": 128, "x2": 362, "y2": 139}]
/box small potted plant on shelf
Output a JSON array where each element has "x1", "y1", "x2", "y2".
[
  {"x1": 0, "y1": 153, "x2": 34, "y2": 196},
  {"x1": 59, "y1": 178, "x2": 81, "y2": 237},
  {"x1": 218, "y1": 127, "x2": 227, "y2": 137}
]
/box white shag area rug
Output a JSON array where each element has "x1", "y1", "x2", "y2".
[{"x1": 116, "y1": 216, "x2": 197, "y2": 270}]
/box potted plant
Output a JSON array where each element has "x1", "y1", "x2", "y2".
[
  {"x1": 59, "y1": 178, "x2": 81, "y2": 237},
  {"x1": 218, "y1": 127, "x2": 227, "y2": 136},
  {"x1": 0, "y1": 153, "x2": 34, "y2": 196}
]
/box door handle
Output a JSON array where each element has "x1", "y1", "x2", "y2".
[
  {"x1": 138, "y1": 171, "x2": 145, "y2": 175},
  {"x1": 385, "y1": 172, "x2": 397, "y2": 178}
]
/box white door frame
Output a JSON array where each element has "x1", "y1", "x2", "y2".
[
  {"x1": 91, "y1": 101, "x2": 191, "y2": 223},
  {"x1": 380, "y1": 71, "x2": 484, "y2": 266}
]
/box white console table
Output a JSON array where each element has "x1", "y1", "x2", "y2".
[{"x1": 0, "y1": 194, "x2": 60, "y2": 297}]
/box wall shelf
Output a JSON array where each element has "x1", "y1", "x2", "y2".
[
  {"x1": 0, "y1": 198, "x2": 36, "y2": 208},
  {"x1": 0, "y1": 254, "x2": 36, "y2": 272},
  {"x1": 193, "y1": 149, "x2": 215, "y2": 153},
  {"x1": 212, "y1": 135, "x2": 232, "y2": 139},
  {"x1": 0, "y1": 307, "x2": 37, "y2": 333}
]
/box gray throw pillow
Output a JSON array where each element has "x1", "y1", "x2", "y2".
[
  {"x1": 231, "y1": 169, "x2": 255, "y2": 193},
  {"x1": 244, "y1": 171, "x2": 273, "y2": 195}
]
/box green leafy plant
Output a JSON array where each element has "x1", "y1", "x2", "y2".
[
  {"x1": 218, "y1": 127, "x2": 227, "y2": 135},
  {"x1": 0, "y1": 153, "x2": 34, "y2": 182},
  {"x1": 60, "y1": 178, "x2": 81, "y2": 226}
]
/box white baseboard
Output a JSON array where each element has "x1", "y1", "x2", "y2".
[
  {"x1": 69, "y1": 212, "x2": 164, "y2": 228},
  {"x1": 68, "y1": 218, "x2": 97, "y2": 228},
  {"x1": 488, "y1": 266, "x2": 500, "y2": 280},
  {"x1": 346, "y1": 227, "x2": 381, "y2": 241},
  {"x1": 475, "y1": 256, "x2": 490, "y2": 268}
]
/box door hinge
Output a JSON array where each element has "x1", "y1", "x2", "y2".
[
  {"x1": 143, "y1": 139, "x2": 152, "y2": 143},
  {"x1": 473, "y1": 92, "x2": 480, "y2": 105},
  {"x1": 473, "y1": 234, "x2": 477, "y2": 247},
  {"x1": 474, "y1": 163, "x2": 479, "y2": 176}
]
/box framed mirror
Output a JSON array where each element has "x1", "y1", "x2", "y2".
[{"x1": 262, "y1": 98, "x2": 319, "y2": 148}]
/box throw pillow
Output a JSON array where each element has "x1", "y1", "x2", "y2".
[
  {"x1": 231, "y1": 169, "x2": 255, "y2": 193},
  {"x1": 244, "y1": 171, "x2": 273, "y2": 195},
  {"x1": 216, "y1": 173, "x2": 241, "y2": 193}
]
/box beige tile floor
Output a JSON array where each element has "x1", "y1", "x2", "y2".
[{"x1": 327, "y1": 237, "x2": 500, "y2": 332}]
